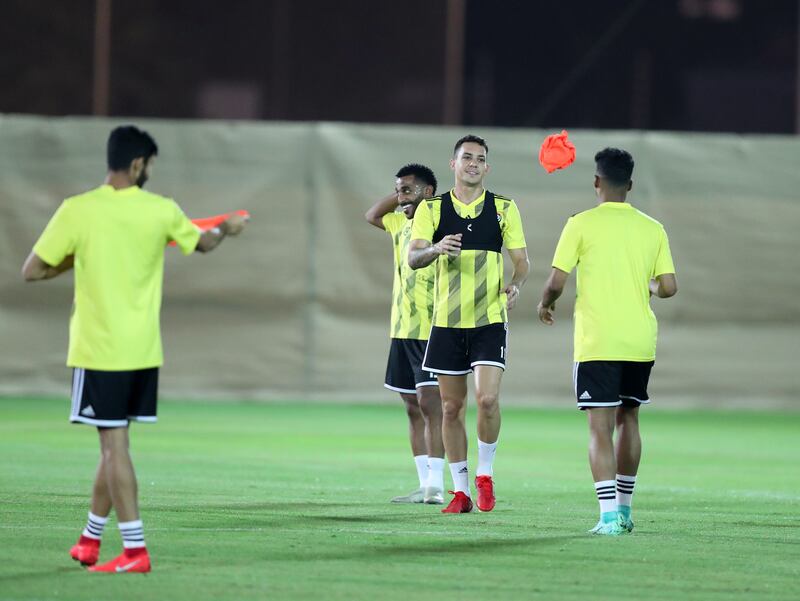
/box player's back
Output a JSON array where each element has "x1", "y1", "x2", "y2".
[
  {"x1": 58, "y1": 185, "x2": 196, "y2": 369},
  {"x1": 570, "y1": 201, "x2": 671, "y2": 361}
]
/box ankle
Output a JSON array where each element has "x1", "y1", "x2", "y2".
[
  {"x1": 78, "y1": 535, "x2": 101, "y2": 546},
  {"x1": 600, "y1": 511, "x2": 618, "y2": 524},
  {"x1": 124, "y1": 546, "x2": 148, "y2": 557}
]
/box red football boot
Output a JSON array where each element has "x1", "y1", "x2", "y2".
[
  {"x1": 441, "y1": 491, "x2": 473, "y2": 514},
  {"x1": 69, "y1": 535, "x2": 100, "y2": 566},
  {"x1": 475, "y1": 475, "x2": 496, "y2": 512},
  {"x1": 88, "y1": 547, "x2": 151, "y2": 573}
]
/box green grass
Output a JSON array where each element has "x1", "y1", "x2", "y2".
[{"x1": 1, "y1": 398, "x2": 798, "y2": 601}]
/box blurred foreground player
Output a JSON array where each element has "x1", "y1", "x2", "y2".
[
  {"x1": 537, "y1": 148, "x2": 677, "y2": 535},
  {"x1": 22, "y1": 125, "x2": 248, "y2": 572},
  {"x1": 365, "y1": 164, "x2": 446, "y2": 504},
  {"x1": 409, "y1": 135, "x2": 529, "y2": 513}
]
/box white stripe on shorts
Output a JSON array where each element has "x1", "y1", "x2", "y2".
[
  {"x1": 422, "y1": 365, "x2": 472, "y2": 375},
  {"x1": 619, "y1": 395, "x2": 651, "y2": 405},
  {"x1": 578, "y1": 401, "x2": 622, "y2": 408},
  {"x1": 70, "y1": 368, "x2": 85, "y2": 422},
  {"x1": 470, "y1": 360, "x2": 505, "y2": 371},
  {"x1": 572, "y1": 362, "x2": 579, "y2": 397},
  {"x1": 384, "y1": 383, "x2": 417, "y2": 394},
  {"x1": 70, "y1": 415, "x2": 129, "y2": 427}
]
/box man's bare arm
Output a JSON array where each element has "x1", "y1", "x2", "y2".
[
  {"x1": 408, "y1": 234, "x2": 462, "y2": 270},
  {"x1": 537, "y1": 267, "x2": 569, "y2": 325},
  {"x1": 364, "y1": 193, "x2": 399, "y2": 230},
  {"x1": 504, "y1": 247, "x2": 530, "y2": 310},
  {"x1": 22, "y1": 253, "x2": 74, "y2": 282},
  {"x1": 196, "y1": 213, "x2": 248, "y2": 253},
  {"x1": 649, "y1": 273, "x2": 678, "y2": 298}
]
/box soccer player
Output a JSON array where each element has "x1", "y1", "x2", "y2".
[
  {"x1": 536, "y1": 147, "x2": 677, "y2": 535},
  {"x1": 365, "y1": 164, "x2": 446, "y2": 504},
  {"x1": 408, "y1": 135, "x2": 529, "y2": 514},
  {"x1": 21, "y1": 125, "x2": 248, "y2": 572}
]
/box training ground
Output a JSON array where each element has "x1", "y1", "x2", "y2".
[{"x1": 1, "y1": 398, "x2": 798, "y2": 601}]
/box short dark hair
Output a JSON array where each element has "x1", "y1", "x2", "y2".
[
  {"x1": 396, "y1": 163, "x2": 438, "y2": 195},
  {"x1": 594, "y1": 147, "x2": 634, "y2": 186},
  {"x1": 453, "y1": 134, "x2": 488, "y2": 157},
  {"x1": 107, "y1": 125, "x2": 158, "y2": 171}
]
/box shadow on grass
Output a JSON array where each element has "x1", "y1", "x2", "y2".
[
  {"x1": 0, "y1": 566, "x2": 77, "y2": 584},
  {"x1": 728, "y1": 521, "x2": 800, "y2": 529},
  {"x1": 272, "y1": 533, "x2": 587, "y2": 562},
  {"x1": 300, "y1": 513, "x2": 414, "y2": 524},
  {"x1": 169, "y1": 511, "x2": 422, "y2": 528},
  {"x1": 151, "y1": 500, "x2": 353, "y2": 512}
]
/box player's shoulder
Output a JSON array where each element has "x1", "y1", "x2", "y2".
[
  {"x1": 59, "y1": 187, "x2": 109, "y2": 217},
  {"x1": 491, "y1": 191, "x2": 514, "y2": 202},
  {"x1": 136, "y1": 188, "x2": 174, "y2": 205},
  {"x1": 416, "y1": 196, "x2": 442, "y2": 216},
  {"x1": 382, "y1": 211, "x2": 405, "y2": 230},
  {"x1": 63, "y1": 186, "x2": 105, "y2": 205},
  {"x1": 65, "y1": 186, "x2": 172, "y2": 205},
  {"x1": 631, "y1": 206, "x2": 665, "y2": 229},
  {"x1": 567, "y1": 207, "x2": 593, "y2": 222},
  {"x1": 490, "y1": 191, "x2": 517, "y2": 213}
]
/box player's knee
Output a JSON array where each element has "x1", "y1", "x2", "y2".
[
  {"x1": 588, "y1": 411, "x2": 615, "y2": 439},
  {"x1": 401, "y1": 393, "x2": 421, "y2": 417},
  {"x1": 475, "y1": 390, "x2": 499, "y2": 413},
  {"x1": 99, "y1": 427, "x2": 129, "y2": 454},
  {"x1": 616, "y1": 406, "x2": 639, "y2": 428},
  {"x1": 588, "y1": 427, "x2": 614, "y2": 451},
  {"x1": 100, "y1": 444, "x2": 130, "y2": 465},
  {"x1": 417, "y1": 389, "x2": 442, "y2": 418},
  {"x1": 441, "y1": 398, "x2": 463, "y2": 420}
]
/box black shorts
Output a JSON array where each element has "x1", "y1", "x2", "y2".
[
  {"x1": 384, "y1": 339, "x2": 438, "y2": 393},
  {"x1": 573, "y1": 361, "x2": 654, "y2": 410},
  {"x1": 422, "y1": 323, "x2": 508, "y2": 375},
  {"x1": 69, "y1": 367, "x2": 159, "y2": 427}
]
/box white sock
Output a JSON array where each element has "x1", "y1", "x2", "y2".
[
  {"x1": 426, "y1": 457, "x2": 445, "y2": 490},
  {"x1": 594, "y1": 480, "x2": 616, "y2": 515},
  {"x1": 449, "y1": 460, "x2": 470, "y2": 496},
  {"x1": 82, "y1": 511, "x2": 108, "y2": 540},
  {"x1": 476, "y1": 439, "x2": 498, "y2": 477},
  {"x1": 616, "y1": 474, "x2": 637, "y2": 508},
  {"x1": 414, "y1": 455, "x2": 429, "y2": 488},
  {"x1": 118, "y1": 519, "x2": 146, "y2": 549}
]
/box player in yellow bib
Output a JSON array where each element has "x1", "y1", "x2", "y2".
[
  {"x1": 537, "y1": 147, "x2": 677, "y2": 535},
  {"x1": 409, "y1": 135, "x2": 530, "y2": 514},
  {"x1": 365, "y1": 164, "x2": 445, "y2": 504},
  {"x1": 22, "y1": 126, "x2": 247, "y2": 572}
]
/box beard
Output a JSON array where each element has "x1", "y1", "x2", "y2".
[{"x1": 136, "y1": 171, "x2": 149, "y2": 188}]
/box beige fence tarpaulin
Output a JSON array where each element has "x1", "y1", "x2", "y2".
[{"x1": 2, "y1": 115, "x2": 798, "y2": 407}]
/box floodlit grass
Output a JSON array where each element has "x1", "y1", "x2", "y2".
[{"x1": 1, "y1": 398, "x2": 798, "y2": 600}]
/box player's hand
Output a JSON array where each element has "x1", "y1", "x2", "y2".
[
  {"x1": 434, "y1": 234, "x2": 462, "y2": 258},
  {"x1": 222, "y1": 213, "x2": 248, "y2": 236},
  {"x1": 537, "y1": 301, "x2": 555, "y2": 325},
  {"x1": 504, "y1": 284, "x2": 520, "y2": 310}
]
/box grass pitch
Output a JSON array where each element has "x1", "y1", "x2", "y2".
[{"x1": 1, "y1": 398, "x2": 798, "y2": 601}]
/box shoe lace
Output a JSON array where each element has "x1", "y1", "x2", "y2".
[{"x1": 476, "y1": 476, "x2": 493, "y2": 492}]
